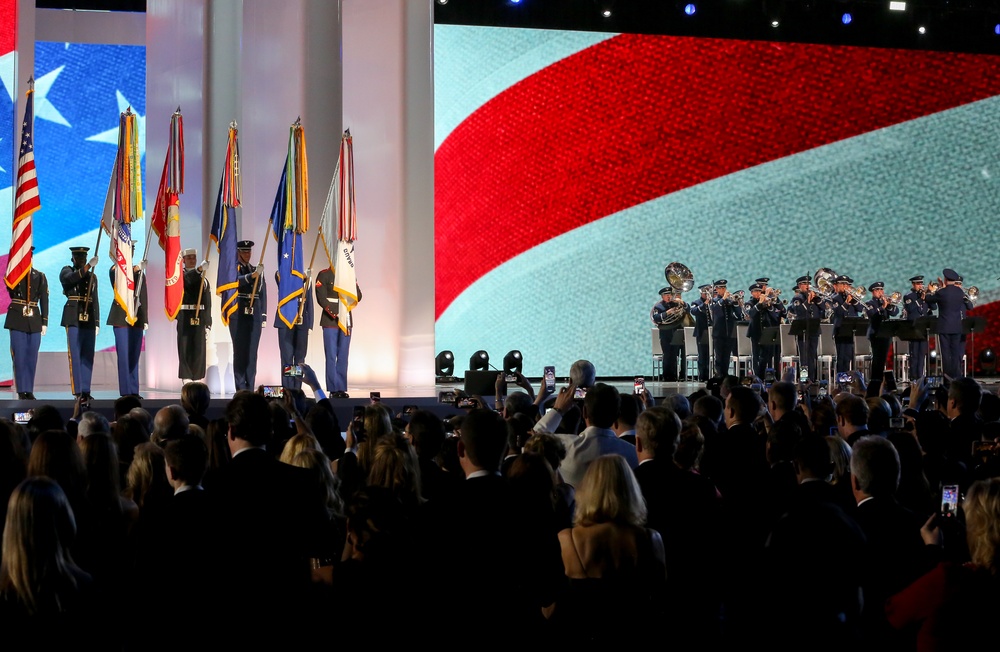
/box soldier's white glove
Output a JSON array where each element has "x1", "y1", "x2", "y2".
[
  {"x1": 305, "y1": 268, "x2": 312, "y2": 278},
  {"x1": 96, "y1": 326, "x2": 100, "y2": 336},
  {"x1": 205, "y1": 326, "x2": 211, "y2": 340},
  {"x1": 252, "y1": 264, "x2": 263, "y2": 278},
  {"x1": 144, "y1": 324, "x2": 148, "y2": 331},
  {"x1": 41, "y1": 326, "x2": 47, "y2": 336},
  {"x1": 138, "y1": 260, "x2": 147, "y2": 272},
  {"x1": 87, "y1": 256, "x2": 99, "y2": 269}
]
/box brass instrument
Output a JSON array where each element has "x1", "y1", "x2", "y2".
[
  {"x1": 653, "y1": 261, "x2": 695, "y2": 326},
  {"x1": 814, "y1": 268, "x2": 838, "y2": 297},
  {"x1": 888, "y1": 291, "x2": 902, "y2": 306},
  {"x1": 847, "y1": 285, "x2": 867, "y2": 304},
  {"x1": 926, "y1": 281, "x2": 940, "y2": 294},
  {"x1": 966, "y1": 286, "x2": 979, "y2": 305},
  {"x1": 763, "y1": 287, "x2": 782, "y2": 306},
  {"x1": 664, "y1": 262, "x2": 695, "y2": 293}
]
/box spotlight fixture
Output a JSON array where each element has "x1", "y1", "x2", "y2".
[
  {"x1": 889, "y1": 1, "x2": 906, "y2": 11},
  {"x1": 602, "y1": 9, "x2": 612, "y2": 17},
  {"x1": 436, "y1": 0, "x2": 448, "y2": 4},
  {"x1": 771, "y1": 20, "x2": 780, "y2": 27},
  {"x1": 684, "y1": 3, "x2": 696, "y2": 16},
  {"x1": 435, "y1": 350, "x2": 457, "y2": 381},
  {"x1": 918, "y1": 25, "x2": 926, "y2": 34},
  {"x1": 503, "y1": 350, "x2": 523, "y2": 375},
  {"x1": 842, "y1": 12, "x2": 852, "y2": 24},
  {"x1": 995, "y1": 24, "x2": 1000, "y2": 35},
  {"x1": 469, "y1": 350, "x2": 490, "y2": 372},
  {"x1": 595, "y1": 0, "x2": 615, "y2": 18}
]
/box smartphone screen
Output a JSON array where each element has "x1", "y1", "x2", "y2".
[
  {"x1": 438, "y1": 391, "x2": 457, "y2": 404},
  {"x1": 941, "y1": 484, "x2": 959, "y2": 517},
  {"x1": 544, "y1": 366, "x2": 555, "y2": 392},
  {"x1": 928, "y1": 376, "x2": 944, "y2": 389},
  {"x1": 283, "y1": 364, "x2": 303, "y2": 377},
  {"x1": 634, "y1": 376, "x2": 645, "y2": 395},
  {"x1": 504, "y1": 373, "x2": 518, "y2": 383},
  {"x1": 574, "y1": 386, "x2": 588, "y2": 400},
  {"x1": 798, "y1": 367, "x2": 808, "y2": 383},
  {"x1": 12, "y1": 411, "x2": 30, "y2": 424},
  {"x1": 456, "y1": 397, "x2": 479, "y2": 409},
  {"x1": 262, "y1": 386, "x2": 284, "y2": 399},
  {"x1": 370, "y1": 391, "x2": 381, "y2": 403},
  {"x1": 837, "y1": 372, "x2": 851, "y2": 384}
]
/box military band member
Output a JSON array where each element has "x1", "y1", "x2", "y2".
[
  {"x1": 709, "y1": 279, "x2": 744, "y2": 378},
  {"x1": 831, "y1": 275, "x2": 865, "y2": 373},
  {"x1": 315, "y1": 266, "x2": 361, "y2": 397},
  {"x1": 746, "y1": 284, "x2": 766, "y2": 378},
  {"x1": 689, "y1": 284, "x2": 712, "y2": 382},
  {"x1": 178, "y1": 248, "x2": 212, "y2": 383},
  {"x1": 865, "y1": 281, "x2": 899, "y2": 389},
  {"x1": 229, "y1": 240, "x2": 266, "y2": 391},
  {"x1": 903, "y1": 275, "x2": 932, "y2": 380},
  {"x1": 756, "y1": 276, "x2": 785, "y2": 373},
  {"x1": 60, "y1": 246, "x2": 99, "y2": 399},
  {"x1": 107, "y1": 248, "x2": 148, "y2": 398},
  {"x1": 275, "y1": 271, "x2": 313, "y2": 391},
  {"x1": 5, "y1": 256, "x2": 48, "y2": 400},
  {"x1": 790, "y1": 276, "x2": 824, "y2": 382},
  {"x1": 651, "y1": 287, "x2": 686, "y2": 382},
  {"x1": 924, "y1": 268, "x2": 972, "y2": 379}
]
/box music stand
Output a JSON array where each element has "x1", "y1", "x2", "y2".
[
  {"x1": 759, "y1": 326, "x2": 780, "y2": 347},
  {"x1": 914, "y1": 316, "x2": 939, "y2": 375},
  {"x1": 788, "y1": 319, "x2": 820, "y2": 338},
  {"x1": 963, "y1": 316, "x2": 987, "y2": 378}
]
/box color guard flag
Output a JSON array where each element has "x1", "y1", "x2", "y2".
[
  {"x1": 272, "y1": 122, "x2": 309, "y2": 328},
  {"x1": 210, "y1": 124, "x2": 241, "y2": 326},
  {"x1": 5, "y1": 83, "x2": 40, "y2": 289},
  {"x1": 151, "y1": 110, "x2": 184, "y2": 320},
  {"x1": 109, "y1": 110, "x2": 143, "y2": 325}
]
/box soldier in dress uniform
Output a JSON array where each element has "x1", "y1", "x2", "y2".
[
  {"x1": 5, "y1": 250, "x2": 48, "y2": 400},
  {"x1": 229, "y1": 240, "x2": 266, "y2": 391},
  {"x1": 60, "y1": 246, "x2": 99, "y2": 399},
  {"x1": 746, "y1": 284, "x2": 766, "y2": 378},
  {"x1": 789, "y1": 275, "x2": 824, "y2": 382},
  {"x1": 107, "y1": 243, "x2": 148, "y2": 398},
  {"x1": 925, "y1": 268, "x2": 972, "y2": 379},
  {"x1": 689, "y1": 284, "x2": 712, "y2": 382},
  {"x1": 315, "y1": 266, "x2": 361, "y2": 398},
  {"x1": 177, "y1": 248, "x2": 212, "y2": 383},
  {"x1": 756, "y1": 276, "x2": 786, "y2": 373},
  {"x1": 865, "y1": 281, "x2": 899, "y2": 390},
  {"x1": 709, "y1": 279, "x2": 744, "y2": 378},
  {"x1": 831, "y1": 275, "x2": 866, "y2": 373},
  {"x1": 651, "y1": 287, "x2": 686, "y2": 382},
  {"x1": 903, "y1": 275, "x2": 932, "y2": 380},
  {"x1": 275, "y1": 271, "x2": 313, "y2": 391}
]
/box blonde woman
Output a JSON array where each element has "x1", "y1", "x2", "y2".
[
  {"x1": 551, "y1": 455, "x2": 666, "y2": 640},
  {"x1": 279, "y1": 433, "x2": 320, "y2": 466}
]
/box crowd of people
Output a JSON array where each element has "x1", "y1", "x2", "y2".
[{"x1": 1, "y1": 359, "x2": 999, "y2": 649}]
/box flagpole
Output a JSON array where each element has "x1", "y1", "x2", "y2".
[
  {"x1": 247, "y1": 215, "x2": 273, "y2": 312},
  {"x1": 25, "y1": 77, "x2": 34, "y2": 310},
  {"x1": 131, "y1": 215, "x2": 156, "y2": 313},
  {"x1": 193, "y1": 237, "x2": 212, "y2": 324}
]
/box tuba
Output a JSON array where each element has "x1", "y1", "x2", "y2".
[
  {"x1": 814, "y1": 268, "x2": 838, "y2": 297},
  {"x1": 653, "y1": 262, "x2": 695, "y2": 326}
]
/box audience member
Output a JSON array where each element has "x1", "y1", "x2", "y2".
[{"x1": 555, "y1": 383, "x2": 638, "y2": 488}]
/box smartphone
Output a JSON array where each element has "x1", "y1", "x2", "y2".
[
  {"x1": 836, "y1": 372, "x2": 851, "y2": 384},
  {"x1": 352, "y1": 405, "x2": 366, "y2": 440},
  {"x1": 829, "y1": 426, "x2": 838, "y2": 437},
  {"x1": 889, "y1": 416, "x2": 905, "y2": 430},
  {"x1": 927, "y1": 376, "x2": 944, "y2": 389},
  {"x1": 402, "y1": 405, "x2": 417, "y2": 415},
  {"x1": 574, "y1": 386, "x2": 588, "y2": 400},
  {"x1": 456, "y1": 397, "x2": 479, "y2": 409},
  {"x1": 883, "y1": 371, "x2": 898, "y2": 392},
  {"x1": 818, "y1": 386, "x2": 828, "y2": 398},
  {"x1": 504, "y1": 373, "x2": 518, "y2": 383},
  {"x1": 764, "y1": 368, "x2": 776, "y2": 383},
  {"x1": 438, "y1": 390, "x2": 457, "y2": 404},
  {"x1": 283, "y1": 364, "x2": 303, "y2": 377},
  {"x1": 370, "y1": 391, "x2": 381, "y2": 403},
  {"x1": 544, "y1": 366, "x2": 556, "y2": 393},
  {"x1": 941, "y1": 484, "x2": 960, "y2": 517},
  {"x1": 262, "y1": 385, "x2": 284, "y2": 399},
  {"x1": 634, "y1": 376, "x2": 645, "y2": 395},
  {"x1": 12, "y1": 411, "x2": 30, "y2": 424},
  {"x1": 798, "y1": 367, "x2": 808, "y2": 383}
]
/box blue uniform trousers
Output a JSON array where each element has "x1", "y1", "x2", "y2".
[
  {"x1": 114, "y1": 326, "x2": 143, "y2": 396},
  {"x1": 323, "y1": 326, "x2": 352, "y2": 392},
  {"x1": 10, "y1": 330, "x2": 40, "y2": 393},
  {"x1": 66, "y1": 326, "x2": 95, "y2": 395}
]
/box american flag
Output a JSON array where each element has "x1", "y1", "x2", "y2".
[{"x1": 5, "y1": 86, "x2": 39, "y2": 288}]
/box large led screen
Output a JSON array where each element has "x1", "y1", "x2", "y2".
[
  {"x1": 435, "y1": 25, "x2": 1000, "y2": 377},
  {"x1": 0, "y1": 41, "x2": 146, "y2": 382}
]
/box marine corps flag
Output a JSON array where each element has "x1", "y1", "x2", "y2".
[
  {"x1": 151, "y1": 110, "x2": 184, "y2": 320},
  {"x1": 210, "y1": 123, "x2": 241, "y2": 326},
  {"x1": 272, "y1": 121, "x2": 309, "y2": 328},
  {"x1": 318, "y1": 130, "x2": 359, "y2": 335}
]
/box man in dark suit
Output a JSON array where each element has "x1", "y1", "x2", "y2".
[
  {"x1": 204, "y1": 391, "x2": 325, "y2": 633},
  {"x1": 107, "y1": 248, "x2": 148, "y2": 397},
  {"x1": 945, "y1": 376, "x2": 983, "y2": 469},
  {"x1": 924, "y1": 268, "x2": 973, "y2": 379},
  {"x1": 836, "y1": 394, "x2": 871, "y2": 447},
  {"x1": 850, "y1": 435, "x2": 930, "y2": 644},
  {"x1": 634, "y1": 406, "x2": 722, "y2": 643},
  {"x1": 5, "y1": 258, "x2": 48, "y2": 399},
  {"x1": 60, "y1": 246, "x2": 99, "y2": 399}
]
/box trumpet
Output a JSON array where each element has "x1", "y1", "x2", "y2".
[
  {"x1": 926, "y1": 282, "x2": 940, "y2": 294},
  {"x1": 888, "y1": 291, "x2": 902, "y2": 306},
  {"x1": 724, "y1": 289, "x2": 745, "y2": 304},
  {"x1": 847, "y1": 286, "x2": 867, "y2": 304},
  {"x1": 763, "y1": 287, "x2": 782, "y2": 306}
]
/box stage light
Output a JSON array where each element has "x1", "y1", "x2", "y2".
[
  {"x1": 435, "y1": 350, "x2": 455, "y2": 377},
  {"x1": 602, "y1": 9, "x2": 612, "y2": 17},
  {"x1": 918, "y1": 25, "x2": 926, "y2": 34},
  {"x1": 509, "y1": 0, "x2": 522, "y2": 4},
  {"x1": 470, "y1": 350, "x2": 490, "y2": 372},
  {"x1": 995, "y1": 24, "x2": 1000, "y2": 35},
  {"x1": 842, "y1": 12, "x2": 852, "y2": 24},
  {"x1": 684, "y1": 3, "x2": 696, "y2": 16},
  {"x1": 889, "y1": 1, "x2": 906, "y2": 11},
  {"x1": 503, "y1": 350, "x2": 523, "y2": 375},
  {"x1": 771, "y1": 20, "x2": 779, "y2": 27},
  {"x1": 980, "y1": 348, "x2": 996, "y2": 374},
  {"x1": 437, "y1": 0, "x2": 448, "y2": 5}
]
